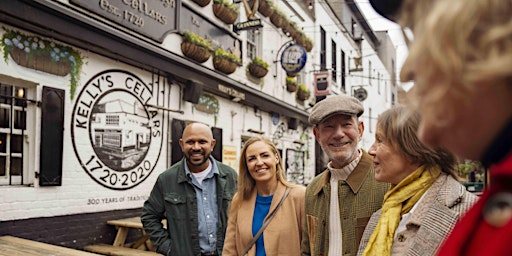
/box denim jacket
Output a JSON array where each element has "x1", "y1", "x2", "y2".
[{"x1": 142, "y1": 157, "x2": 238, "y2": 256}]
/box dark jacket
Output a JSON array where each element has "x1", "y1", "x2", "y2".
[{"x1": 141, "y1": 157, "x2": 238, "y2": 256}]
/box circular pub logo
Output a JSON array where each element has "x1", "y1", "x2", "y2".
[{"x1": 71, "y1": 70, "x2": 164, "y2": 190}]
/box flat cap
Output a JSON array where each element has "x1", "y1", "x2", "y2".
[{"x1": 308, "y1": 94, "x2": 364, "y2": 125}]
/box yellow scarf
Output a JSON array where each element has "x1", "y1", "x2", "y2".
[{"x1": 362, "y1": 165, "x2": 441, "y2": 256}]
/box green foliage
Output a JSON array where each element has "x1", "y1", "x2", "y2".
[
  {"x1": 213, "y1": 0, "x2": 239, "y2": 12},
  {"x1": 251, "y1": 56, "x2": 269, "y2": 69},
  {"x1": 214, "y1": 47, "x2": 240, "y2": 63},
  {"x1": 286, "y1": 76, "x2": 296, "y2": 84},
  {"x1": 1, "y1": 27, "x2": 84, "y2": 100},
  {"x1": 182, "y1": 30, "x2": 212, "y2": 50}
]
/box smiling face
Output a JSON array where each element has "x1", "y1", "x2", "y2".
[
  {"x1": 245, "y1": 140, "x2": 279, "y2": 184},
  {"x1": 179, "y1": 123, "x2": 216, "y2": 173},
  {"x1": 369, "y1": 125, "x2": 419, "y2": 185},
  {"x1": 313, "y1": 114, "x2": 364, "y2": 169}
]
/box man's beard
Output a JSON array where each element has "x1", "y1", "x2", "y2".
[{"x1": 185, "y1": 150, "x2": 210, "y2": 167}]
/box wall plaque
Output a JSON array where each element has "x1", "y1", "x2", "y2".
[{"x1": 70, "y1": 0, "x2": 178, "y2": 43}]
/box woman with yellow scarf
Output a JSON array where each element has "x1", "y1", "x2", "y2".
[{"x1": 357, "y1": 106, "x2": 478, "y2": 256}]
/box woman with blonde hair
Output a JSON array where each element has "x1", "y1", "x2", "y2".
[
  {"x1": 222, "y1": 136, "x2": 305, "y2": 256},
  {"x1": 358, "y1": 106, "x2": 477, "y2": 256},
  {"x1": 369, "y1": 0, "x2": 512, "y2": 254}
]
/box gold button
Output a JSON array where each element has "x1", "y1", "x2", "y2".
[{"x1": 483, "y1": 192, "x2": 512, "y2": 227}]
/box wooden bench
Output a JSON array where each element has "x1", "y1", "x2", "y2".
[
  {"x1": 84, "y1": 244, "x2": 162, "y2": 256},
  {"x1": 0, "y1": 235, "x2": 101, "y2": 256}
]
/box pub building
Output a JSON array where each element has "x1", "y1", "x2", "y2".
[{"x1": 0, "y1": 0, "x2": 396, "y2": 251}]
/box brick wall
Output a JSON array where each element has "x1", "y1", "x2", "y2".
[{"x1": 0, "y1": 208, "x2": 144, "y2": 250}]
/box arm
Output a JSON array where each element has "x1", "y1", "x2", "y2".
[{"x1": 141, "y1": 178, "x2": 173, "y2": 255}]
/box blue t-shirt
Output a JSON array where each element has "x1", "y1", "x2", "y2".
[{"x1": 252, "y1": 194, "x2": 273, "y2": 256}]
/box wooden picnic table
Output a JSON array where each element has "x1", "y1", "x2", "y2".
[
  {"x1": 0, "y1": 235, "x2": 101, "y2": 256},
  {"x1": 107, "y1": 216, "x2": 166, "y2": 250},
  {"x1": 84, "y1": 216, "x2": 165, "y2": 255}
]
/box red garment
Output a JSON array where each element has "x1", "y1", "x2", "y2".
[{"x1": 437, "y1": 153, "x2": 512, "y2": 256}]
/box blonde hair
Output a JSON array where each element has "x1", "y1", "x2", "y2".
[
  {"x1": 399, "y1": 0, "x2": 512, "y2": 128},
  {"x1": 377, "y1": 106, "x2": 459, "y2": 179},
  {"x1": 229, "y1": 136, "x2": 299, "y2": 213},
  {"x1": 401, "y1": 0, "x2": 512, "y2": 98}
]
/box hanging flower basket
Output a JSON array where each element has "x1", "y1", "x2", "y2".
[
  {"x1": 247, "y1": 56, "x2": 269, "y2": 78},
  {"x1": 286, "y1": 77, "x2": 297, "y2": 92},
  {"x1": 248, "y1": 63, "x2": 268, "y2": 78},
  {"x1": 248, "y1": 0, "x2": 274, "y2": 17},
  {"x1": 214, "y1": 57, "x2": 237, "y2": 74},
  {"x1": 181, "y1": 30, "x2": 212, "y2": 63},
  {"x1": 1, "y1": 28, "x2": 84, "y2": 100},
  {"x1": 304, "y1": 37, "x2": 314, "y2": 52},
  {"x1": 8, "y1": 46, "x2": 71, "y2": 76},
  {"x1": 213, "y1": 1, "x2": 239, "y2": 24},
  {"x1": 270, "y1": 10, "x2": 283, "y2": 28},
  {"x1": 213, "y1": 48, "x2": 239, "y2": 75},
  {"x1": 296, "y1": 83, "x2": 311, "y2": 101},
  {"x1": 191, "y1": 0, "x2": 211, "y2": 7},
  {"x1": 294, "y1": 33, "x2": 307, "y2": 47},
  {"x1": 181, "y1": 41, "x2": 211, "y2": 63}
]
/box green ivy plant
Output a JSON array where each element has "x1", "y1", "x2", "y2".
[
  {"x1": 1, "y1": 27, "x2": 84, "y2": 99},
  {"x1": 250, "y1": 56, "x2": 269, "y2": 69},
  {"x1": 214, "y1": 47, "x2": 241, "y2": 64},
  {"x1": 182, "y1": 30, "x2": 212, "y2": 50}
]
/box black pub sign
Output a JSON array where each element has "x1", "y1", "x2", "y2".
[
  {"x1": 70, "y1": 0, "x2": 179, "y2": 43},
  {"x1": 234, "y1": 19, "x2": 263, "y2": 33}
]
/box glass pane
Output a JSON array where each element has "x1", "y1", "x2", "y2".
[
  {"x1": 0, "y1": 156, "x2": 5, "y2": 176},
  {"x1": 14, "y1": 87, "x2": 27, "y2": 107},
  {"x1": 11, "y1": 157, "x2": 21, "y2": 175},
  {"x1": 0, "y1": 84, "x2": 12, "y2": 105},
  {"x1": 14, "y1": 109, "x2": 26, "y2": 130},
  {"x1": 0, "y1": 108, "x2": 10, "y2": 128},
  {"x1": 0, "y1": 134, "x2": 5, "y2": 153},
  {"x1": 11, "y1": 134, "x2": 23, "y2": 153}
]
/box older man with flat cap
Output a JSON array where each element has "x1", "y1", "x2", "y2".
[{"x1": 301, "y1": 95, "x2": 389, "y2": 256}]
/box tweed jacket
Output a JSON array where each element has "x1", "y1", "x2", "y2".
[
  {"x1": 223, "y1": 182, "x2": 306, "y2": 256},
  {"x1": 141, "y1": 157, "x2": 238, "y2": 256},
  {"x1": 301, "y1": 150, "x2": 390, "y2": 256},
  {"x1": 357, "y1": 174, "x2": 478, "y2": 256}
]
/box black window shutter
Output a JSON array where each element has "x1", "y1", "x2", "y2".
[
  {"x1": 211, "y1": 127, "x2": 222, "y2": 161},
  {"x1": 39, "y1": 86, "x2": 64, "y2": 186},
  {"x1": 171, "y1": 119, "x2": 185, "y2": 165}
]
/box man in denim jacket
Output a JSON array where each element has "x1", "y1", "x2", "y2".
[{"x1": 142, "y1": 122, "x2": 238, "y2": 256}]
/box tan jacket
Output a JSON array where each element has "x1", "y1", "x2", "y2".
[
  {"x1": 223, "y1": 182, "x2": 306, "y2": 256},
  {"x1": 357, "y1": 174, "x2": 478, "y2": 256}
]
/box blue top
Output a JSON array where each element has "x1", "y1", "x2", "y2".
[{"x1": 252, "y1": 194, "x2": 273, "y2": 256}]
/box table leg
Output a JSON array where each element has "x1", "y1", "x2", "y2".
[{"x1": 112, "y1": 227, "x2": 129, "y2": 247}]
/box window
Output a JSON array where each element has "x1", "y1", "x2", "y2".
[
  {"x1": 341, "y1": 50, "x2": 346, "y2": 92},
  {"x1": 0, "y1": 82, "x2": 33, "y2": 185},
  {"x1": 246, "y1": 29, "x2": 259, "y2": 61},
  {"x1": 320, "y1": 27, "x2": 326, "y2": 71},
  {"x1": 331, "y1": 40, "x2": 337, "y2": 83}
]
